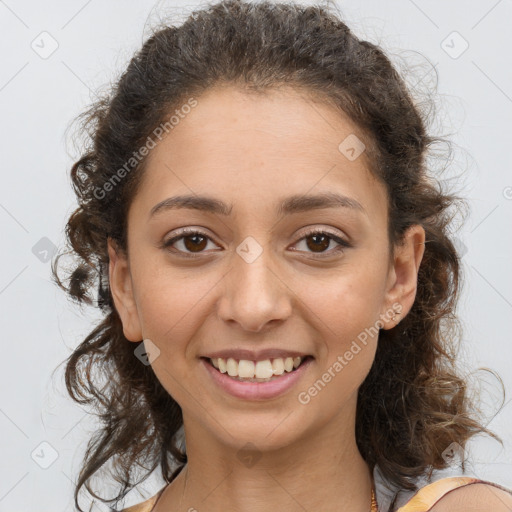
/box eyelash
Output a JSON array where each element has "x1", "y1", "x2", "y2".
[{"x1": 160, "y1": 227, "x2": 351, "y2": 259}]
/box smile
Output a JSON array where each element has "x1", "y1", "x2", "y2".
[
  {"x1": 201, "y1": 356, "x2": 314, "y2": 400},
  {"x1": 209, "y1": 355, "x2": 307, "y2": 381}
]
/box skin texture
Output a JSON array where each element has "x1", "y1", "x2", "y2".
[
  {"x1": 108, "y1": 85, "x2": 426, "y2": 511},
  {"x1": 431, "y1": 484, "x2": 512, "y2": 511}
]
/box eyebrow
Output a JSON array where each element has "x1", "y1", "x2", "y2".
[{"x1": 149, "y1": 192, "x2": 365, "y2": 219}]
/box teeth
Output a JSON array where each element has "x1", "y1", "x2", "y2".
[
  {"x1": 209, "y1": 356, "x2": 305, "y2": 379},
  {"x1": 255, "y1": 360, "x2": 274, "y2": 379},
  {"x1": 226, "y1": 358, "x2": 238, "y2": 377},
  {"x1": 238, "y1": 359, "x2": 255, "y2": 378},
  {"x1": 272, "y1": 358, "x2": 285, "y2": 375},
  {"x1": 218, "y1": 358, "x2": 227, "y2": 373}
]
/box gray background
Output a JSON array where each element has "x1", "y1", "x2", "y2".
[{"x1": 0, "y1": 0, "x2": 511, "y2": 510}]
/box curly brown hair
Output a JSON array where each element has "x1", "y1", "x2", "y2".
[{"x1": 51, "y1": 0, "x2": 499, "y2": 510}]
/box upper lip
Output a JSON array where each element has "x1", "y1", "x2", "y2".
[{"x1": 201, "y1": 349, "x2": 312, "y2": 361}]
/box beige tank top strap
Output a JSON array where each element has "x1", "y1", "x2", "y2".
[{"x1": 121, "y1": 477, "x2": 512, "y2": 512}]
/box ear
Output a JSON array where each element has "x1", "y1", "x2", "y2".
[
  {"x1": 380, "y1": 224, "x2": 425, "y2": 330},
  {"x1": 107, "y1": 237, "x2": 143, "y2": 342}
]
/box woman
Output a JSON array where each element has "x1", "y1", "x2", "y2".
[{"x1": 52, "y1": 0, "x2": 512, "y2": 510}]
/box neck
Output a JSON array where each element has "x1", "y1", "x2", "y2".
[{"x1": 155, "y1": 402, "x2": 374, "y2": 512}]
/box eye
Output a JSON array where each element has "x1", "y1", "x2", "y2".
[
  {"x1": 161, "y1": 228, "x2": 219, "y2": 258},
  {"x1": 160, "y1": 227, "x2": 351, "y2": 259},
  {"x1": 292, "y1": 228, "x2": 351, "y2": 258}
]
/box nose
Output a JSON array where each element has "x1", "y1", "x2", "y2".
[{"x1": 217, "y1": 242, "x2": 293, "y2": 332}]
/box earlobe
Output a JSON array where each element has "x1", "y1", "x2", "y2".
[
  {"x1": 381, "y1": 225, "x2": 426, "y2": 330},
  {"x1": 107, "y1": 237, "x2": 143, "y2": 342}
]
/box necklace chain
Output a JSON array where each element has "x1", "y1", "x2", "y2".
[
  {"x1": 175, "y1": 467, "x2": 379, "y2": 511},
  {"x1": 371, "y1": 487, "x2": 378, "y2": 512}
]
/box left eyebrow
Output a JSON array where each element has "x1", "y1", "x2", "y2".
[
  {"x1": 277, "y1": 192, "x2": 365, "y2": 216},
  {"x1": 148, "y1": 191, "x2": 365, "y2": 220}
]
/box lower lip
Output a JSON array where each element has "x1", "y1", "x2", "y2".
[{"x1": 201, "y1": 357, "x2": 314, "y2": 400}]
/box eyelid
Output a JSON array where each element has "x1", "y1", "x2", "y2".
[
  {"x1": 298, "y1": 225, "x2": 348, "y2": 241},
  {"x1": 162, "y1": 226, "x2": 217, "y2": 247},
  {"x1": 290, "y1": 226, "x2": 351, "y2": 257}
]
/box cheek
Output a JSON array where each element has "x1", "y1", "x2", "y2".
[
  {"x1": 132, "y1": 265, "x2": 221, "y2": 352},
  {"x1": 134, "y1": 272, "x2": 207, "y2": 404},
  {"x1": 301, "y1": 263, "x2": 386, "y2": 370},
  {"x1": 299, "y1": 283, "x2": 381, "y2": 411},
  {"x1": 306, "y1": 265, "x2": 388, "y2": 328}
]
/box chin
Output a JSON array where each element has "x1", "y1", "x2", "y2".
[{"x1": 209, "y1": 412, "x2": 309, "y2": 454}]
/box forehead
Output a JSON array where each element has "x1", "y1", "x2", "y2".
[
  {"x1": 130, "y1": 85, "x2": 386, "y2": 221},
  {"x1": 151, "y1": 85, "x2": 372, "y2": 164}
]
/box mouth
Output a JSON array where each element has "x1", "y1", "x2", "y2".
[
  {"x1": 200, "y1": 354, "x2": 315, "y2": 400},
  {"x1": 201, "y1": 355, "x2": 314, "y2": 383}
]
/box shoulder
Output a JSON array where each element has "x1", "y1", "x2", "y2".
[
  {"x1": 429, "y1": 482, "x2": 512, "y2": 511},
  {"x1": 395, "y1": 476, "x2": 512, "y2": 512}
]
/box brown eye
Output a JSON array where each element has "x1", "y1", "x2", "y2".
[
  {"x1": 293, "y1": 229, "x2": 351, "y2": 258},
  {"x1": 182, "y1": 234, "x2": 208, "y2": 252},
  {"x1": 162, "y1": 229, "x2": 218, "y2": 257},
  {"x1": 162, "y1": 227, "x2": 351, "y2": 259},
  {"x1": 305, "y1": 233, "x2": 331, "y2": 252}
]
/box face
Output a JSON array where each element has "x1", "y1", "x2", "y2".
[{"x1": 108, "y1": 85, "x2": 424, "y2": 454}]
